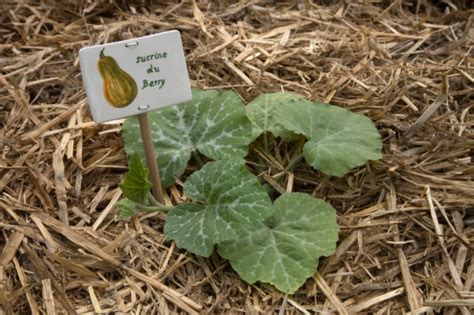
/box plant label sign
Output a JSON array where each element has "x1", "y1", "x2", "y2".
[{"x1": 79, "y1": 30, "x2": 192, "y2": 123}]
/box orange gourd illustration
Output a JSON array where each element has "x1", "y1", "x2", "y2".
[{"x1": 98, "y1": 48, "x2": 137, "y2": 108}]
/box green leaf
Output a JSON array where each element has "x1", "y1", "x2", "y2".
[
  {"x1": 218, "y1": 192, "x2": 339, "y2": 293},
  {"x1": 119, "y1": 153, "x2": 153, "y2": 203},
  {"x1": 274, "y1": 100, "x2": 382, "y2": 177},
  {"x1": 246, "y1": 92, "x2": 305, "y2": 140},
  {"x1": 164, "y1": 159, "x2": 272, "y2": 257},
  {"x1": 122, "y1": 89, "x2": 252, "y2": 187},
  {"x1": 116, "y1": 198, "x2": 138, "y2": 219}
]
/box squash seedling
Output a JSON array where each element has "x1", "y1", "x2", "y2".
[
  {"x1": 79, "y1": 27, "x2": 381, "y2": 296},
  {"x1": 119, "y1": 89, "x2": 382, "y2": 293}
]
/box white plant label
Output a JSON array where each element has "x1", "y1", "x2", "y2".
[{"x1": 79, "y1": 30, "x2": 192, "y2": 123}]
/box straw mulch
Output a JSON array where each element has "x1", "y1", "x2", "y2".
[{"x1": 1, "y1": 1, "x2": 473, "y2": 314}]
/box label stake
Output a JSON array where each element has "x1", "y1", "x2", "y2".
[{"x1": 138, "y1": 112, "x2": 164, "y2": 204}]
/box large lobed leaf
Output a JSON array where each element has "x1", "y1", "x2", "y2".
[
  {"x1": 218, "y1": 192, "x2": 339, "y2": 293},
  {"x1": 164, "y1": 159, "x2": 273, "y2": 257},
  {"x1": 274, "y1": 98, "x2": 382, "y2": 177},
  {"x1": 246, "y1": 92, "x2": 305, "y2": 140},
  {"x1": 122, "y1": 89, "x2": 252, "y2": 187}
]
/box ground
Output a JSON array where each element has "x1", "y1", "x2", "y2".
[{"x1": 0, "y1": 1, "x2": 473, "y2": 314}]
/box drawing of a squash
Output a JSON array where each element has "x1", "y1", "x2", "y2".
[{"x1": 98, "y1": 48, "x2": 137, "y2": 108}]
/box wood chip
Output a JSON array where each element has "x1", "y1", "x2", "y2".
[
  {"x1": 0, "y1": 232, "x2": 24, "y2": 267},
  {"x1": 398, "y1": 248, "x2": 422, "y2": 311},
  {"x1": 349, "y1": 288, "x2": 404, "y2": 313},
  {"x1": 314, "y1": 272, "x2": 349, "y2": 315},
  {"x1": 42, "y1": 279, "x2": 56, "y2": 315}
]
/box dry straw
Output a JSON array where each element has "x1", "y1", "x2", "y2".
[{"x1": 0, "y1": 1, "x2": 473, "y2": 314}]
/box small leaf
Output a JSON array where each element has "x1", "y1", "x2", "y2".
[
  {"x1": 246, "y1": 92, "x2": 304, "y2": 140},
  {"x1": 119, "y1": 153, "x2": 152, "y2": 203},
  {"x1": 122, "y1": 89, "x2": 252, "y2": 187},
  {"x1": 116, "y1": 198, "x2": 138, "y2": 219},
  {"x1": 218, "y1": 192, "x2": 339, "y2": 293},
  {"x1": 164, "y1": 159, "x2": 272, "y2": 257},
  {"x1": 274, "y1": 100, "x2": 382, "y2": 177}
]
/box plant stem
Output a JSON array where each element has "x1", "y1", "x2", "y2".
[
  {"x1": 192, "y1": 150, "x2": 204, "y2": 168},
  {"x1": 284, "y1": 152, "x2": 304, "y2": 173},
  {"x1": 273, "y1": 152, "x2": 304, "y2": 181},
  {"x1": 147, "y1": 192, "x2": 171, "y2": 213},
  {"x1": 264, "y1": 133, "x2": 269, "y2": 153},
  {"x1": 140, "y1": 203, "x2": 172, "y2": 213},
  {"x1": 148, "y1": 192, "x2": 159, "y2": 206}
]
